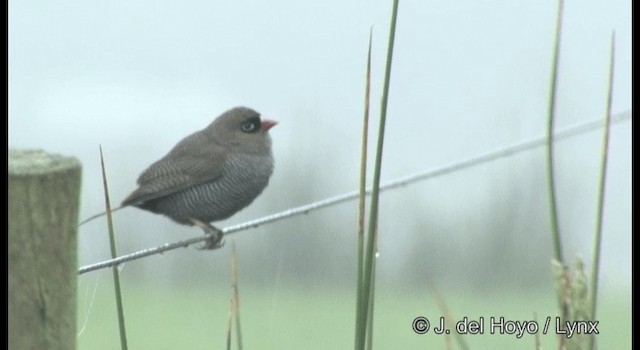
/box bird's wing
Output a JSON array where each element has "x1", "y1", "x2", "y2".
[{"x1": 121, "y1": 133, "x2": 228, "y2": 206}]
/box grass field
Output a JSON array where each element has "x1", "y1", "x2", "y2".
[{"x1": 76, "y1": 283, "x2": 630, "y2": 349}]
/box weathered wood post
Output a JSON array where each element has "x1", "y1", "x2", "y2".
[{"x1": 9, "y1": 149, "x2": 82, "y2": 350}]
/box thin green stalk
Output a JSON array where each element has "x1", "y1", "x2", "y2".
[
  {"x1": 355, "y1": 27, "x2": 372, "y2": 348},
  {"x1": 356, "y1": 0, "x2": 399, "y2": 348},
  {"x1": 231, "y1": 243, "x2": 244, "y2": 350},
  {"x1": 428, "y1": 282, "x2": 469, "y2": 350},
  {"x1": 545, "y1": 0, "x2": 569, "y2": 336},
  {"x1": 546, "y1": 0, "x2": 565, "y2": 266},
  {"x1": 227, "y1": 304, "x2": 233, "y2": 350},
  {"x1": 99, "y1": 146, "x2": 128, "y2": 350},
  {"x1": 226, "y1": 302, "x2": 232, "y2": 350},
  {"x1": 226, "y1": 242, "x2": 243, "y2": 350},
  {"x1": 365, "y1": 244, "x2": 376, "y2": 350},
  {"x1": 589, "y1": 31, "x2": 615, "y2": 350}
]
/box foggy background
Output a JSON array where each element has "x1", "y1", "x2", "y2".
[{"x1": 10, "y1": 0, "x2": 630, "y2": 302}]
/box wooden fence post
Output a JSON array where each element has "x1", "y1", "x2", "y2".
[{"x1": 9, "y1": 149, "x2": 82, "y2": 350}]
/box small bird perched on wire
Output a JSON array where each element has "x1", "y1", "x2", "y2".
[{"x1": 82, "y1": 106, "x2": 277, "y2": 249}]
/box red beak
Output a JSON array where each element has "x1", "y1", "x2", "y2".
[{"x1": 261, "y1": 119, "x2": 278, "y2": 132}]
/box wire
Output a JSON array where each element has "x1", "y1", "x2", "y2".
[{"x1": 78, "y1": 110, "x2": 631, "y2": 275}]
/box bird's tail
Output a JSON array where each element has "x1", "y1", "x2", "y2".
[{"x1": 78, "y1": 205, "x2": 127, "y2": 226}]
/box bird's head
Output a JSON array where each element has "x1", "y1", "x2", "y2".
[{"x1": 207, "y1": 106, "x2": 277, "y2": 155}]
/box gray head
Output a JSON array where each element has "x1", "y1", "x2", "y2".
[{"x1": 205, "y1": 106, "x2": 277, "y2": 156}]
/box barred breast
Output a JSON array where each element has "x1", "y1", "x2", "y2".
[{"x1": 138, "y1": 153, "x2": 274, "y2": 225}]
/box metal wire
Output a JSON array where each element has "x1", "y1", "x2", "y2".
[{"x1": 78, "y1": 110, "x2": 631, "y2": 275}]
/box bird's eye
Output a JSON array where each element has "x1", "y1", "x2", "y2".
[{"x1": 240, "y1": 121, "x2": 258, "y2": 133}]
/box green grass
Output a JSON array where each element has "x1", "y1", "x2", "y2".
[{"x1": 77, "y1": 284, "x2": 630, "y2": 350}]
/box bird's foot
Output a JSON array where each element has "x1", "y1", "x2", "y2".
[{"x1": 188, "y1": 218, "x2": 225, "y2": 250}]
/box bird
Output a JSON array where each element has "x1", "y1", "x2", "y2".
[{"x1": 115, "y1": 106, "x2": 276, "y2": 249}]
